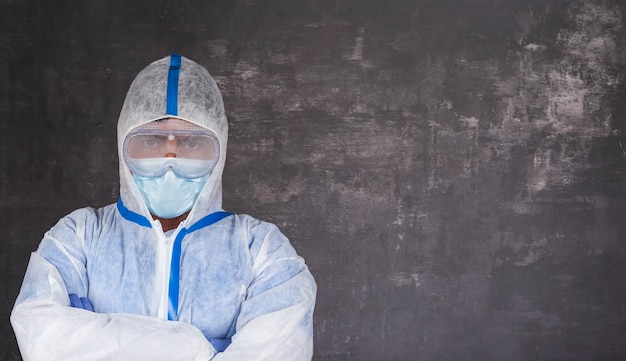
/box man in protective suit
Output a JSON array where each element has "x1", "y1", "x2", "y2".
[{"x1": 11, "y1": 54, "x2": 317, "y2": 361}]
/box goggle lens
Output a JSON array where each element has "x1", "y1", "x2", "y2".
[
  {"x1": 127, "y1": 133, "x2": 217, "y2": 160},
  {"x1": 123, "y1": 130, "x2": 219, "y2": 178}
]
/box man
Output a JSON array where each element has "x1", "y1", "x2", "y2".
[{"x1": 11, "y1": 54, "x2": 317, "y2": 361}]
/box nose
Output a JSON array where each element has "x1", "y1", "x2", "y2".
[{"x1": 164, "y1": 136, "x2": 177, "y2": 158}]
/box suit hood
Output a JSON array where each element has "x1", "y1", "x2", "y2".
[{"x1": 117, "y1": 54, "x2": 228, "y2": 225}]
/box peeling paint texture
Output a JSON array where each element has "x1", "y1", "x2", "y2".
[{"x1": 2, "y1": 0, "x2": 626, "y2": 360}]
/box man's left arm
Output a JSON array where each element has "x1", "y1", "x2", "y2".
[{"x1": 213, "y1": 225, "x2": 317, "y2": 361}]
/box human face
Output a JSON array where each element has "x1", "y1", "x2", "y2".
[{"x1": 123, "y1": 118, "x2": 219, "y2": 179}]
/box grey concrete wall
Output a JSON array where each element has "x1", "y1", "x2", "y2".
[{"x1": 1, "y1": 0, "x2": 626, "y2": 360}]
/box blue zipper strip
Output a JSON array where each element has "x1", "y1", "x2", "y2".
[
  {"x1": 168, "y1": 211, "x2": 233, "y2": 320},
  {"x1": 166, "y1": 53, "x2": 181, "y2": 116},
  {"x1": 116, "y1": 199, "x2": 152, "y2": 228}
]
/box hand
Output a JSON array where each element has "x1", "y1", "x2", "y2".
[{"x1": 68, "y1": 293, "x2": 94, "y2": 311}]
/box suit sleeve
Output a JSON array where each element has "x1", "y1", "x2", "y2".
[
  {"x1": 10, "y1": 210, "x2": 216, "y2": 361},
  {"x1": 212, "y1": 223, "x2": 317, "y2": 361}
]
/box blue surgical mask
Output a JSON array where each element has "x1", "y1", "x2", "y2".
[{"x1": 132, "y1": 171, "x2": 208, "y2": 219}]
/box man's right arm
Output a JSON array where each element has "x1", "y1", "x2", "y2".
[{"x1": 11, "y1": 211, "x2": 216, "y2": 361}]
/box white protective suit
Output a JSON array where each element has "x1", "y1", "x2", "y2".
[{"x1": 11, "y1": 54, "x2": 317, "y2": 361}]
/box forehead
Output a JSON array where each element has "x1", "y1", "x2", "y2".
[{"x1": 134, "y1": 117, "x2": 206, "y2": 132}]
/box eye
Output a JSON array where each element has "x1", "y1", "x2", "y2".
[
  {"x1": 141, "y1": 135, "x2": 166, "y2": 148},
  {"x1": 180, "y1": 137, "x2": 202, "y2": 149}
]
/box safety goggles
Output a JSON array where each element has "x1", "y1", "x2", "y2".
[{"x1": 123, "y1": 128, "x2": 220, "y2": 179}]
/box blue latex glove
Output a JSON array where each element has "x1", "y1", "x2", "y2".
[
  {"x1": 69, "y1": 293, "x2": 94, "y2": 311},
  {"x1": 208, "y1": 338, "x2": 231, "y2": 352}
]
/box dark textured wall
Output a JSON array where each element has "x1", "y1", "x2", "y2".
[{"x1": 2, "y1": 0, "x2": 626, "y2": 360}]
